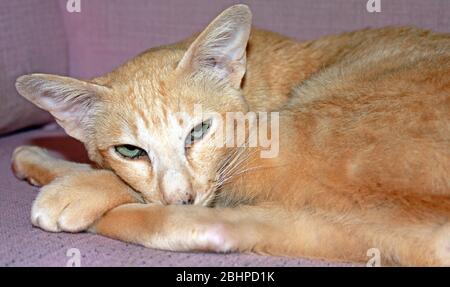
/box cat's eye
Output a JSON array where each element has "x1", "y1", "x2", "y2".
[
  {"x1": 115, "y1": 145, "x2": 147, "y2": 159},
  {"x1": 186, "y1": 120, "x2": 212, "y2": 147}
]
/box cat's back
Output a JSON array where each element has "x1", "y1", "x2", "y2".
[
  {"x1": 244, "y1": 27, "x2": 450, "y2": 112},
  {"x1": 287, "y1": 27, "x2": 450, "y2": 107},
  {"x1": 282, "y1": 27, "x2": 450, "y2": 196}
]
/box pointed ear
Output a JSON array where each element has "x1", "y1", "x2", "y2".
[
  {"x1": 15, "y1": 74, "x2": 109, "y2": 142},
  {"x1": 176, "y1": 4, "x2": 252, "y2": 89}
]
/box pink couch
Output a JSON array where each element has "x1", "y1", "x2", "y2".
[{"x1": 1, "y1": 0, "x2": 448, "y2": 266}]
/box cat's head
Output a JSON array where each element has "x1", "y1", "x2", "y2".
[{"x1": 15, "y1": 5, "x2": 253, "y2": 205}]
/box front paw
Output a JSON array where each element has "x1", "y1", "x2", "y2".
[
  {"x1": 31, "y1": 181, "x2": 98, "y2": 232},
  {"x1": 31, "y1": 170, "x2": 140, "y2": 233},
  {"x1": 12, "y1": 145, "x2": 52, "y2": 186}
]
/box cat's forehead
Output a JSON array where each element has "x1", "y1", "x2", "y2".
[
  {"x1": 96, "y1": 48, "x2": 246, "y2": 145},
  {"x1": 105, "y1": 77, "x2": 203, "y2": 140},
  {"x1": 125, "y1": 76, "x2": 204, "y2": 119},
  {"x1": 100, "y1": 47, "x2": 244, "y2": 113}
]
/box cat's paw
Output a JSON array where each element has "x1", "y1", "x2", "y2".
[
  {"x1": 11, "y1": 145, "x2": 52, "y2": 186},
  {"x1": 31, "y1": 170, "x2": 140, "y2": 233},
  {"x1": 31, "y1": 180, "x2": 99, "y2": 233}
]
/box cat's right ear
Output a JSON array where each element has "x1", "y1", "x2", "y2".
[
  {"x1": 176, "y1": 4, "x2": 252, "y2": 89},
  {"x1": 15, "y1": 74, "x2": 109, "y2": 143}
]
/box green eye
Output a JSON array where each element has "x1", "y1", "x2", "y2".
[
  {"x1": 186, "y1": 120, "x2": 212, "y2": 147},
  {"x1": 115, "y1": 145, "x2": 146, "y2": 159}
]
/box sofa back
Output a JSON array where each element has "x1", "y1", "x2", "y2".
[{"x1": 62, "y1": 0, "x2": 450, "y2": 79}]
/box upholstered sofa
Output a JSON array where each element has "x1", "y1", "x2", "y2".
[{"x1": 1, "y1": 0, "x2": 448, "y2": 266}]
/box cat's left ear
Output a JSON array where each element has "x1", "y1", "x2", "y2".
[{"x1": 176, "y1": 4, "x2": 252, "y2": 89}]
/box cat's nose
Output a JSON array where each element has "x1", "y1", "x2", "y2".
[
  {"x1": 166, "y1": 189, "x2": 195, "y2": 205},
  {"x1": 180, "y1": 193, "x2": 195, "y2": 205},
  {"x1": 162, "y1": 169, "x2": 195, "y2": 205}
]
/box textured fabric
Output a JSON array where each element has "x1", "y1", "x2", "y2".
[
  {"x1": 0, "y1": 0, "x2": 67, "y2": 134},
  {"x1": 0, "y1": 124, "x2": 358, "y2": 267},
  {"x1": 60, "y1": 0, "x2": 450, "y2": 79}
]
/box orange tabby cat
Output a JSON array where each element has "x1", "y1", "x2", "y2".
[{"x1": 11, "y1": 5, "x2": 450, "y2": 266}]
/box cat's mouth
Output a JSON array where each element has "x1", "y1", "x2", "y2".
[
  {"x1": 135, "y1": 188, "x2": 214, "y2": 206},
  {"x1": 125, "y1": 176, "x2": 218, "y2": 206}
]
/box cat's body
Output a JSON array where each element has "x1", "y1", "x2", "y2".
[{"x1": 12, "y1": 5, "x2": 450, "y2": 265}]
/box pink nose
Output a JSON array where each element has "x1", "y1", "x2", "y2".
[
  {"x1": 180, "y1": 192, "x2": 195, "y2": 205},
  {"x1": 162, "y1": 170, "x2": 195, "y2": 205},
  {"x1": 164, "y1": 190, "x2": 195, "y2": 205}
]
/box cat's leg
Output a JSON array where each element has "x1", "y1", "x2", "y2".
[
  {"x1": 90, "y1": 203, "x2": 369, "y2": 263},
  {"x1": 12, "y1": 145, "x2": 92, "y2": 186},
  {"x1": 92, "y1": 194, "x2": 450, "y2": 266},
  {"x1": 12, "y1": 146, "x2": 142, "y2": 232}
]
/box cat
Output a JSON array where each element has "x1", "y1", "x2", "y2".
[{"x1": 11, "y1": 4, "x2": 450, "y2": 266}]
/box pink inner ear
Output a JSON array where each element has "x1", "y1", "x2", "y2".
[
  {"x1": 176, "y1": 6, "x2": 251, "y2": 88},
  {"x1": 16, "y1": 74, "x2": 105, "y2": 143}
]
